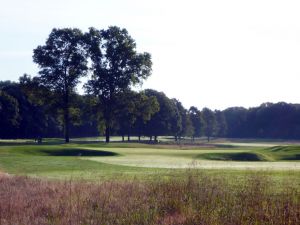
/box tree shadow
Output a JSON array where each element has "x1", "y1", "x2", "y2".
[
  {"x1": 41, "y1": 148, "x2": 119, "y2": 157},
  {"x1": 282, "y1": 154, "x2": 300, "y2": 160},
  {"x1": 199, "y1": 152, "x2": 266, "y2": 161}
]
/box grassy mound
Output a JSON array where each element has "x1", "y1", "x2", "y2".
[
  {"x1": 264, "y1": 146, "x2": 300, "y2": 161},
  {"x1": 13, "y1": 146, "x2": 120, "y2": 157},
  {"x1": 199, "y1": 152, "x2": 267, "y2": 161}
]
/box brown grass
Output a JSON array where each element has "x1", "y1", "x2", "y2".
[{"x1": 0, "y1": 172, "x2": 299, "y2": 225}]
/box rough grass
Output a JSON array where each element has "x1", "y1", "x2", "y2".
[{"x1": 0, "y1": 172, "x2": 299, "y2": 225}]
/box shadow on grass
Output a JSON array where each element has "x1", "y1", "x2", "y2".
[
  {"x1": 282, "y1": 154, "x2": 300, "y2": 160},
  {"x1": 199, "y1": 152, "x2": 267, "y2": 161},
  {"x1": 40, "y1": 148, "x2": 119, "y2": 157}
]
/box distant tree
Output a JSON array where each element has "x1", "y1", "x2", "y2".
[
  {"x1": 115, "y1": 90, "x2": 138, "y2": 141},
  {"x1": 215, "y1": 110, "x2": 227, "y2": 137},
  {"x1": 181, "y1": 111, "x2": 194, "y2": 139},
  {"x1": 0, "y1": 90, "x2": 19, "y2": 138},
  {"x1": 189, "y1": 106, "x2": 204, "y2": 141},
  {"x1": 170, "y1": 99, "x2": 183, "y2": 141},
  {"x1": 172, "y1": 99, "x2": 194, "y2": 141},
  {"x1": 69, "y1": 94, "x2": 100, "y2": 138},
  {"x1": 2, "y1": 81, "x2": 52, "y2": 139},
  {"x1": 115, "y1": 91, "x2": 159, "y2": 142},
  {"x1": 33, "y1": 28, "x2": 88, "y2": 143},
  {"x1": 84, "y1": 26, "x2": 152, "y2": 143},
  {"x1": 19, "y1": 74, "x2": 55, "y2": 139},
  {"x1": 223, "y1": 107, "x2": 248, "y2": 138},
  {"x1": 144, "y1": 89, "x2": 176, "y2": 141},
  {"x1": 202, "y1": 107, "x2": 217, "y2": 142},
  {"x1": 134, "y1": 92, "x2": 159, "y2": 141}
]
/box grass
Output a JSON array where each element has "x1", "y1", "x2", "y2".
[
  {"x1": 0, "y1": 172, "x2": 299, "y2": 225},
  {"x1": 0, "y1": 138, "x2": 299, "y2": 183},
  {"x1": 0, "y1": 138, "x2": 299, "y2": 224}
]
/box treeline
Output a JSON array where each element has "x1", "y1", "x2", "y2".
[
  {"x1": 1, "y1": 79, "x2": 300, "y2": 141},
  {"x1": 1, "y1": 26, "x2": 300, "y2": 142}
]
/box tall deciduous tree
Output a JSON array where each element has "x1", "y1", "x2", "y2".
[
  {"x1": 0, "y1": 90, "x2": 19, "y2": 138},
  {"x1": 33, "y1": 28, "x2": 88, "y2": 142},
  {"x1": 202, "y1": 107, "x2": 217, "y2": 142},
  {"x1": 215, "y1": 110, "x2": 227, "y2": 137},
  {"x1": 133, "y1": 92, "x2": 159, "y2": 141},
  {"x1": 144, "y1": 89, "x2": 176, "y2": 141},
  {"x1": 116, "y1": 90, "x2": 159, "y2": 142},
  {"x1": 189, "y1": 106, "x2": 204, "y2": 141},
  {"x1": 85, "y1": 26, "x2": 152, "y2": 143}
]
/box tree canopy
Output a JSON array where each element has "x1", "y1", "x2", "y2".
[
  {"x1": 84, "y1": 26, "x2": 152, "y2": 142},
  {"x1": 33, "y1": 28, "x2": 88, "y2": 142}
]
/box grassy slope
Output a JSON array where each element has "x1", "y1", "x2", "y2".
[{"x1": 0, "y1": 140, "x2": 299, "y2": 183}]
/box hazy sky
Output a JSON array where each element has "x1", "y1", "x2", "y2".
[{"x1": 1, "y1": 0, "x2": 300, "y2": 110}]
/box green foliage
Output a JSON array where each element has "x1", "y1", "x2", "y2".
[
  {"x1": 215, "y1": 110, "x2": 227, "y2": 137},
  {"x1": 115, "y1": 90, "x2": 159, "y2": 140},
  {"x1": 33, "y1": 28, "x2": 88, "y2": 142},
  {"x1": 144, "y1": 89, "x2": 177, "y2": 140},
  {"x1": 189, "y1": 106, "x2": 204, "y2": 138},
  {"x1": 0, "y1": 90, "x2": 19, "y2": 133},
  {"x1": 84, "y1": 26, "x2": 152, "y2": 142},
  {"x1": 202, "y1": 107, "x2": 217, "y2": 141}
]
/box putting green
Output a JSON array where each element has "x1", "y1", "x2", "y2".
[
  {"x1": 82, "y1": 147, "x2": 300, "y2": 170},
  {"x1": 0, "y1": 141, "x2": 300, "y2": 181}
]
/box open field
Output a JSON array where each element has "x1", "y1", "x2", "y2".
[
  {"x1": 0, "y1": 138, "x2": 300, "y2": 224},
  {"x1": 0, "y1": 138, "x2": 299, "y2": 182}
]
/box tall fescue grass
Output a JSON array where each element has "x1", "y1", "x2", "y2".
[{"x1": 0, "y1": 172, "x2": 299, "y2": 225}]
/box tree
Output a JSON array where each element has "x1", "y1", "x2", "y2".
[
  {"x1": 116, "y1": 91, "x2": 159, "y2": 142},
  {"x1": 215, "y1": 110, "x2": 227, "y2": 137},
  {"x1": 0, "y1": 90, "x2": 19, "y2": 138},
  {"x1": 170, "y1": 99, "x2": 183, "y2": 141},
  {"x1": 171, "y1": 99, "x2": 194, "y2": 141},
  {"x1": 181, "y1": 111, "x2": 194, "y2": 140},
  {"x1": 189, "y1": 106, "x2": 204, "y2": 141},
  {"x1": 33, "y1": 28, "x2": 88, "y2": 143},
  {"x1": 223, "y1": 107, "x2": 247, "y2": 138},
  {"x1": 202, "y1": 107, "x2": 217, "y2": 142},
  {"x1": 133, "y1": 92, "x2": 159, "y2": 141},
  {"x1": 144, "y1": 89, "x2": 176, "y2": 141},
  {"x1": 115, "y1": 90, "x2": 138, "y2": 141},
  {"x1": 84, "y1": 26, "x2": 152, "y2": 143}
]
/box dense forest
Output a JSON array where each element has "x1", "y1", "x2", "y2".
[
  {"x1": 1, "y1": 26, "x2": 300, "y2": 142},
  {"x1": 1, "y1": 78, "x2": 300, "y2": 141}
]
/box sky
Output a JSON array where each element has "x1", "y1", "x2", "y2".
[{"x1": 1, "y1": 0, "x2": 300, "y2": 110}]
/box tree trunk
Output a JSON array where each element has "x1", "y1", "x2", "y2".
[
  {"x1": 64, "y1": 89, "x2": 70, "y2": 143},
  {"x1": 175, "y1": 135, "x2": 178, "y2": 142},
  {"x1": 122, "y1": 135, "x2": 125, "y2": 142},
  {"x1": 105, "y1": 126, "x2": 110, "y2": 143},
  {"x1": 127, "y1": 127, "x2": 131, "y2": 141},
  {"x1": 154, "y1": 136, "x2": 157, "y2": 142},
  {"x1": 207, "y1": 136, "x2": 210, "y2": 142},
  {"x1": 138, "y1": 135, "x2": 141, "y2": 142},
  {"x1": 105, "y1": 99, "x2": 111, "y2": 143},
  {"x1": 150, "y1": 136, "x2": 152, "y2": 141}
]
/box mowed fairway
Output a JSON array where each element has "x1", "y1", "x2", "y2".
[
  {"x1": 0, "y1": 139, "x2": 300, "y2": 181},
  {"x1": 84, "y1": 146, "x2": 300, "y2": 170}
]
